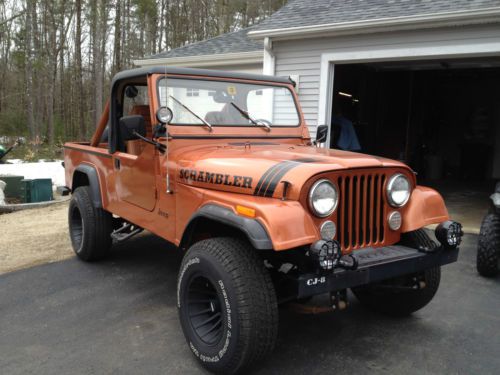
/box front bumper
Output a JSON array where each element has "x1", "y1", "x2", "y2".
[{"x1": 295, "y1": 245, "x2": 459, "y2": 298}]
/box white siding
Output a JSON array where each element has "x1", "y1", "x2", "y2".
[{"x1": 273, "y1": 24, "x2": 500, "y2": 136}]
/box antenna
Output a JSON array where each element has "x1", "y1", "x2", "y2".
[{"x1": 164, "y1": 14, "x2": 172, "y2": 194}]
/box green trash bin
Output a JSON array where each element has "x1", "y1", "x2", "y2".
[
  {"x1": 20, "y1": 178, "x2": 53, "y2": 203},
  {"x1": 0, "y1": 175, "x2": 25, "y2": 199}
]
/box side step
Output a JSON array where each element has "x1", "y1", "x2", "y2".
[{"x1": 111, "y1": 222, "x2": 143, "y2": 243}]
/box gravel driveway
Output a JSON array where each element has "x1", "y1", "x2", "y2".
[{"x1": 0, "y1": 201, "x2": 73, "y2": 274}]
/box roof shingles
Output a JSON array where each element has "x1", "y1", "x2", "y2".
[
  {"x1": 148, "y1": 27, "x2": 262, "y2": 59},
  {"x1": 251, "y1": 0, "x2": 500, "y2": 32},
  {"x1": 147, "y1": 0, "x2": 500, "y2": 60}
]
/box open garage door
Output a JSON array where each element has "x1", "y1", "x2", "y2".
[{"x1": 330, "y1": 58, "x2": 500, "y2": 231}]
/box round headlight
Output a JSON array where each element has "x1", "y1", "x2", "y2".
[
  {"x1": 386, "y1": 173, "x2": 411, "y2": 207},
  {"x1": 309, "y1": 179, "x2": 338, "y2": 217}
]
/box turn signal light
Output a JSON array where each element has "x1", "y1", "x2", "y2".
[{"x1": 236, "y1": 205, "x2": 256, "y2": 218}]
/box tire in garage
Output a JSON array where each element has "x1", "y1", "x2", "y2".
[
  {"x1": 68, "y1": 186, "x2": 113, "y2": 261},
  {"x1": 477, "y1": 213, "x2": 500, "y2": 277},
  {"x1": 177, "y1": 237, "x2": 278, "y2": 374},
  {"x1": 352, "y1": 229, "x2": 441, "y2": 316}
]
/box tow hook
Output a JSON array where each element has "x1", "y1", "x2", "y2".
[
  {"x1": 287, "y1": 289, "x2": 350, "y2": 315},
  {"x1": 330, "y1": 289, "x2": 348, "y2": 311}
]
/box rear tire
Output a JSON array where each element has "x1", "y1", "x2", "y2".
[
  {"x1": 352, "y1": 229, "x2": 441, "y2": 316},
  {"x1": 177, "y1": 237, "x2": 278, "y2": 374},
  {"x1": 68, "y1": 186, "x2": 113, "y2": 261},
  {"x1": 477, "y1": 213, "x2": 500, "y2": 277}
]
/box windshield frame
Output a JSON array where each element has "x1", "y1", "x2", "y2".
[{"x1": 155, "y1": 75, "x2": 302, "y2": 128}]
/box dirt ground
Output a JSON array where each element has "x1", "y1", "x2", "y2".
[{"x1": 0, "y1": 201, "x2": 73, "y2": 275}]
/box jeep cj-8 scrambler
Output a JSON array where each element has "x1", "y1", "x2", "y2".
[{"x1": 64, "y1": 67, "x2": 462, "y2": 374}]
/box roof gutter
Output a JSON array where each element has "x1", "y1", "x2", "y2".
[
  {"x1": 248, "y1": 7, "x2": 500, "y2": 40},
  {"x1": 133, "y1": 50, "x2": 263, "y2": 68}
]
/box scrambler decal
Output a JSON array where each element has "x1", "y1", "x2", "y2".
[{"x1": 179, "y1": 169, "x2": 253, "y2": 189}]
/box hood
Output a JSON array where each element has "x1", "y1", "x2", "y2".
[{"x1": 173, "y1": 142, "x2": 410, "y2": 199}]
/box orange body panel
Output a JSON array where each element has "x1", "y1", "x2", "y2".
[
  {"x1": 401, "y1": 186, "x2": 449, "y2": 232},
  {"x1": 64, "y1": 71, "x2": 453, "y2": 253}
]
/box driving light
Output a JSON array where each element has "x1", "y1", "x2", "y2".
[
  {"x1": 310, "y1": 240, "x2": 341, "y2": 271},
  {"x1": 386, "y1": 174, "x2": 411, "y2": 207},
  {"x1": 309, "y1": 179, "x2": 338, "y2": 217},
  {"x1": 388, "y1": 211, "x2": 402, "y2": 231},
  {"x1": 436, "y1": 221, "x2": 463, "y2": 248},
  {"x1": 156, "y1": 106, "x2": 173, "y2": 124},
  {"x1": 320, "y1": 221, "x2": 336, "y2": 240}
]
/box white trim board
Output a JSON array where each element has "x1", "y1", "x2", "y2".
[
  {"x1": 134, "y1": 51, "x2": 263, "y2": 68},
  {"x1": 318, "y1": 40, "x2": 500, "y2": 146}
]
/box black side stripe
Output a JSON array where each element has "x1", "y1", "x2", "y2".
[
  {"x1": 262, "y1": 161, "x2": 301, "y2": 197},
  {"x1": 253, "y1": 161, "x2": 287, "y2": 195},
  {"x1": 263, "y1": 158, "x2": 318, "y2": 197},
  {"x1": 254, "y1": 158, "x2": 318, "y2": 197}
]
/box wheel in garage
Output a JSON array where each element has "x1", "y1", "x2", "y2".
[
  {"x1": 477, "y1": 213, "x2": 500, "y2": 277},
  {"x1": 68, "y1": 186, "x2": 113, "y2": 261},
  {"x1": 177, "y1": 237, "x2": 278, "y2": 374},
  {"x1": 352, "y1": 229, "x2": 441, "y2": 316}
]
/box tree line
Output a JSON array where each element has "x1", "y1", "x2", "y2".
[{"x1": 0, "y1": 0, "x2": 287, "y2": 146}]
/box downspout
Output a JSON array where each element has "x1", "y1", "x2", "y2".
[{"x1": 263, "y1": 37, "x2": 275, "y2": 76}]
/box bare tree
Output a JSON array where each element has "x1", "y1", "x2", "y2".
[
  {"x1": 0, "y1": 0, "x2": 289, "y2": 148},
  {"x1": 24, "y1": 0, "x2": 36, "y2": 142},
  {"x1": 75, "y1": 0, "x2": 85, "y2": 139}
]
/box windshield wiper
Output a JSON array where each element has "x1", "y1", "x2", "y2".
[
  {"x1": 169, "y1": 96, "x2": 213, "y2": 132},
  {"x1": 230, "y1": 102, "x2": 271, "y2": 132}
]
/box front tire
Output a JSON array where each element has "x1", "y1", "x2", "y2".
[
  {"x1": 177, "y1": 238, "x2": 278, "y2": 374},
  {"x1": 477, "y1": 213, "x2": 500, "y2": 277},
  {"x1": 352, "y1": 229, "x2": 441, "y2": 316},
  {"x1": 68, "y1": 186, "x2": 113, "y2": 261}
]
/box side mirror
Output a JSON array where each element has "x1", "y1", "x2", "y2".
[
  {"x1": 315, "y1": 124, "x2": 328, "y2": 146},
  {"x1": 120, "y1": 115, "x2": 146, "y2": 141}
]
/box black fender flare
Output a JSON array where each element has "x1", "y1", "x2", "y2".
[
  {"x1": 72, "y1": 164, "x2": 103, "y2": 208},
  {"x1": 181, "y1": 204, "x2": 273, "y2": 250}
]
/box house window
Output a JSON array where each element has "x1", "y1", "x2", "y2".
[
  {"x1": 208, "y1": 91, "x2": 216, "y2": 97},
  {"x1": 255, "y1": 90, "x2": 263, "y2": 96},
  {"x1": 187, "y1": 88, "x2": 199, "y2": 97}
]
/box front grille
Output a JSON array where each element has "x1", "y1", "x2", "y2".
[{"x1": 337, "y1": 171, "x2": 387, "y2": 251}]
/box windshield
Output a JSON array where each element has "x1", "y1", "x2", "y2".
[{"x1": 158, "y1": 78, "x2": 300, "y2": 127}]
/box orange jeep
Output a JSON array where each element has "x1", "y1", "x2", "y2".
[{"x1": 64, "y1": 67, "x2": 462, "y2": 374}]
